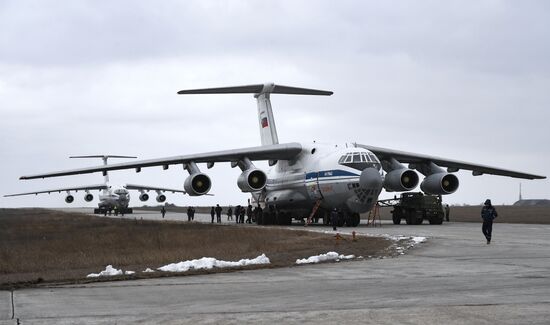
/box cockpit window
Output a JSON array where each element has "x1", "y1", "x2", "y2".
[{"x1": 338, "y1": 152, "x2": 381, "y2": 171}]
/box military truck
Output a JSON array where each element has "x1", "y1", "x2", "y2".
[{"x1": 383, "y1": 192, "x2": 444, "y2": 225}]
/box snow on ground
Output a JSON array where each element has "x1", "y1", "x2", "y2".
[
  {"x1": 124, "y1": 271, "x2": 135, "y2": 275},
  {"x1": 86, "y1": 265, "x2": 123, "y2": 278},
  {"x1": 157, "y1": 254, "x2": 270, "y2": 273},
  {"x1": 296, "y1": 252, "x2": 355, "y2": 265},
  {"x1": 143, "y1": 268, "x2": 155, "y2": 273},
  {"x1": 381, "y1": 235, "x2": 427, "y2": 255}
]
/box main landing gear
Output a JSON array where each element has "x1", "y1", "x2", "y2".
[{"x1": 257, "y1": 208, "x2": 361, "y2": 227}]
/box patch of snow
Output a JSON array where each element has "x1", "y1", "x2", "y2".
[
  {"x1": 296, "y1": 252, "x2": 356, "y2": 265},
  {"x1": 378, "y1": 235, "x2": 427, "y2": 256},
  {"x1": 86, "y1": 265, "x2": 123, "y2": 278},
  {"x1": 143, "y1": 268, "x2": 155, "y2": 273},
  {"x1": 411, "y1": 236, "x2": 427, "y2": 244},
  {"x1": 124, "y1": 270, "x2": 135, "y2": 275},
  {"x1": 158, "y1": 254, "x2": 270, "y2": 273}
]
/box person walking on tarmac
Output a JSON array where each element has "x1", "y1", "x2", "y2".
[
  {"x1": 331, "y1": 208, "x2": 339, "y2": 231},
  {"x1": 210, "y1": 207, "x2": 215, "y2": 223},
  {"x1": 481, "y1": 199, "x2": 498, "y2": 244},
  {"x1": 160, "y1": 206, "x2": 166, "y2": 219},
  {"x1": 444, "y1": 204, "x2": 450, "y2": 222},
  {"x1": 215, "y1": 204, "x2": 223, "y2": 223}
]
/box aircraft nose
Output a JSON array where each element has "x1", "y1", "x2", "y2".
[{"x1": 359, "y1": 167, "x2": 383, "y2": 189}]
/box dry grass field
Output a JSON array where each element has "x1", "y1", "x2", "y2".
[{"x1": 0, "y1": 208, "x2": 393, "y2": 288}]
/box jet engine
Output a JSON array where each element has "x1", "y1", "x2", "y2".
[
  {"x1": 359, "y1": 167, "x2": 383, "y2": 189},
  {"x1": 237, "y1": 168, "x2": 267, "y2": 192},
  {"x1": 184, "y1": 173, "x2": 212, "y2": 196},
  {"x1": 420, "y1": 173, "x2": 459, "y2": 195},
  {"x1": 65, "y1": 195, "x2": 74, "y2": 203},
  {"x1": 384, "y1": 169, "x2": 419, "y2": 192},
  {"x1": 156, "y1": 194, "x2": 166, "y2": 203},
  {"x1": 84, "y1": 193, "x2": 94, "y2": 202},
  {"x1": 139, "y1": 193, "x2": 149, "y2": 202}
]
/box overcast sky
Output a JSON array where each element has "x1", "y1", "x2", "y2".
[{"x1": 1, "y1": 0, "x2": 548, "y2": 208}]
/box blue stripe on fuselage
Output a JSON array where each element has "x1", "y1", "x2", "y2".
[{"x1": 305, "y1": 169, "x2": 359, "y2": 180}]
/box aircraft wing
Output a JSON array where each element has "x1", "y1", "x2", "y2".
[
  {"x1": 4, "y1": 184, "x2": 109, "y2": 197},
  {"x1": 124, "y1": 184, "x2": 187, "y2": 194},
  {"x1": 19, "y1": 143, "x2": 303, "y2": 180},
  {"x1": 356, "y1": 144, "x2": 546, "y2": 180}
]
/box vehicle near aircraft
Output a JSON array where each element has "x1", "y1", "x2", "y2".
[
  {"x1": 16, "y1": 84, "x2": 546, "y2": 226},
  {"x1": 378, "y1": 192, "x2": 445, "y2": 225},
  {"x1": 6, "y1": 155, "x2": 187, "y2": 214}
]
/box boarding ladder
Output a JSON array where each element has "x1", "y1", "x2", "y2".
[
  {"x1": 367, "y1": 203, "x2": 381, "y2": 227},
  {"x1": 305, "y1": 199, "x2": 323, "y2": 226}
]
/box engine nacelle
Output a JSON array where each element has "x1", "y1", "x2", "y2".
[
  {"x1": 84, "y1": 193, "x2": 94, "y2": 202},
  {"x1": 237, "y1": 168, "x2": 267, "y2": 192},
  {"x1": 139, "y1": 193, "x2": 149, "y2": 202},
  {"x1": 384, "y1": 169, "x2": 419, "y2": 192},
  {"x1": 65, "y1": 195, "x2": 74, "y2": 204},
  {"x1": 184, "y1": 173, "x2": 212, "y2": 196},
  {"x1": 420, "y1": 173, "x2": 459, "y2": 195},
  {"x1": 156, "y1": 194, "x2": 166, "y2": 203}
]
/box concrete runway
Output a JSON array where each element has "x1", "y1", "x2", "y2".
[{"x1": 1, "y1": 209, "x2": 550, "y2": 324}]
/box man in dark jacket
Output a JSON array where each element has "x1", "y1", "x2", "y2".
[
  {"x1": 331, "y1": 208, "x2": 339, "y2": 231},
  {"x1": 210, "y1": 207, "x2": 215, "y2": 223},
  {"x1": 246, "y1": 205, "x2": 253, "y2": 224},
  {"x1": 187, "y1": 206, "x2": 193, "y2": 222},
  {"x1": 481, "y1": 199, "x2": 498, "y2": 244},
  {"x1": 215, "y1": 204, "x2": 223, "y2": 223},
  {"x1": 227, "y1": 207, "x2": 233, "y2": 221}
]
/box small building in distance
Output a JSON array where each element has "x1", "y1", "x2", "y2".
[{"x1": 513, "y1": 199, "x2": 550, "y2": 207}]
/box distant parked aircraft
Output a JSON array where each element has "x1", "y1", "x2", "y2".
[{"x1": 6, "y1": 155, "x2": 186, "y2": 213}]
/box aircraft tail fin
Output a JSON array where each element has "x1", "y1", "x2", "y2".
[
  {"x1": 178, "y1": 83, "x2": 332, "y2": 146},
  {"x1": 70, "y1": 155, "x2": 137, "y2": 183}
]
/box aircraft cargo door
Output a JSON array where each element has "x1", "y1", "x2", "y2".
[{"x1": 305, "y1": 171, "x2": 323, "y2": 200}]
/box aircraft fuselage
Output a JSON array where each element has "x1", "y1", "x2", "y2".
[
  {"x1": 98, "y1": 185, "x2": 130, "y2": 210},
  {"x1": 264, "y1": 142, "x2": 383, "y2": 216}
]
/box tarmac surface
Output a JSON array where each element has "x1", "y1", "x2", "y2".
[{"x1": 1, "y1": 208, "x2": 550, "y2": 324}]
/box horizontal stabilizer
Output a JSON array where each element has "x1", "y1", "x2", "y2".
[
  {"x1": 70, "y1": 155, "x2": 137, "y2": 159},
  {"x1": 177, "y1": 83, "x2": 333, "y2": 96}
]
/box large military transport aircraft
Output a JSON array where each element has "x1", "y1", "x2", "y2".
[
  {"x1": 16, "y1": 84, "x2": 545, "y2": 225},
  {"x1": 6, "y1": 155, "x2": 186, "y2": 213}
]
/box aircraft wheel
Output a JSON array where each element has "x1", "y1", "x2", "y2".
[
  {"x1": 392, "y1": 215, "x2": 401, "y2": 225},
  {"x1": 286, "y1": 214, "x2": 293, "y2": 225},
  {"x1": 429, "y1": 215, "x2": 443, "y2": 225},
  {"x1": 350, "y1": 213, "x2": 360, "y2": 227}
]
